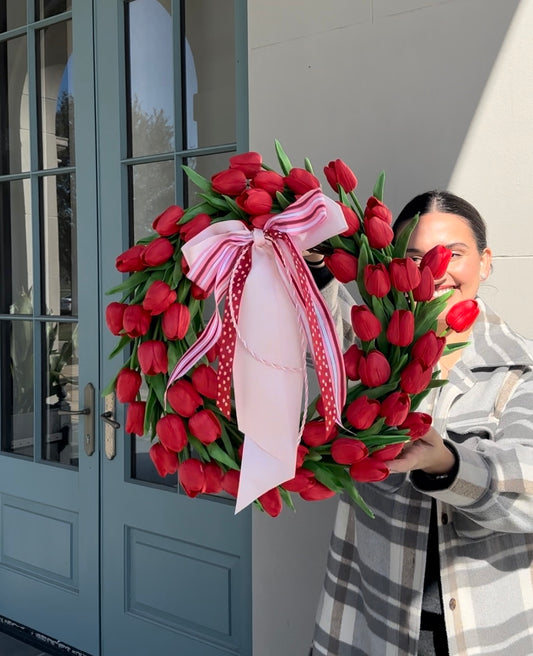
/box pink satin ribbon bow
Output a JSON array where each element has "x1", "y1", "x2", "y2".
[{"x1": 167, "y1": 188, "x2": 347, "y2": 512}]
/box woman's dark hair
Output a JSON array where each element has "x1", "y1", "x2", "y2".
[{"x1": 393, "y1": 190, "x2": 488, "y2": 252}]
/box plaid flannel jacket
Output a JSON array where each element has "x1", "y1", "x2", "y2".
[{"x1": 312, "y1": 294, "x2": 533, "y2": 656}]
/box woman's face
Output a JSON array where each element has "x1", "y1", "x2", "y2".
[{"x1": 406, "y1": 211, "x2": 492, "y2": 318}]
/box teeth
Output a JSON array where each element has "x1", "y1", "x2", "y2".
[{"x1": 433, "y1": 288, "x2": 451, "y2": 298}]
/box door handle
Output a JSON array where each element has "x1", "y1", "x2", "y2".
[
  {"x1": 101, "y1": 393, "x2": 118, "y2": 460},
  {"x1": 59, "y1": 383, "x2": 95, "y2": 456}
]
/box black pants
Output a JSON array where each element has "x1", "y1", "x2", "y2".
[{"x1": 418, "y1": 610, "x2": 450, "y2": 656}]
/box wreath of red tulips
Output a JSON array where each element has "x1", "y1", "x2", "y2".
[{"x1": 105, "y1": 141, "x2": 479, "y2": 517}]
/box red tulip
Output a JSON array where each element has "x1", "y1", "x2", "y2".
[
  {"x1": 372, "y1": 442, "x2": 405, "y2": 461},
  {"x1": 141, "y1": 237, "x2": 174, "y2": 267},
  {"x1": 137, "y1": 340, "x2": 168, "y2": 375},
  {"x1": 229, "y1": 151, "x2": 262, "y2": 178},
  {"x1": 203, "y1": 461, "x2": 224, "y2": 494},
  {"x1": 166, "y1": 380, "x2": 203, "y2": 417},
  {"x1": 364, "y1": 217, "x2": 394, "y2": 249},
  {"x1": 251, "y1": 214, "x2": 275, "y2": 229},
  {"x1": 299, "y1": 480, "x2": 336, "y2": 501},
  {"x1": 296, "y1": 444, "x2": 309, "y2": 468},
  {"x1": 337, "y1": 202, "x2": 360, "y2": 237},
  {"x1": 191, "y1": 364, "x2": 218, "y2": 399},
  {"x1": 349, "y1": 457, "x2": 389, "y2": 482},
  {"x1": 116, "y1": 244, "x2": 146, "y2": 272},
  {"x1": 302, "y1": 419, "x2": 338, "y2": 447},
  {"x1": 179, "y1": 458, "x2": 206, "y2": 497},
  {"x1": 350, "y1": 305, "x2": 381, "y2": 342},
  {"x1": 400, "y1": 412, "x2": 432, "y2": 439},
  {"x1": 284, "y1": 168, "x2": 321, "y2": 195},
  {"x1": 420, "y1": 244, "x2": 452, "y2": 279},
  {"x1": 181, "y1": 256, "x2": 189, "y2": 275},
  {"x1": 162, "y1": 302, "x2": 190, "y2": 340},
  {"x1": 179, "y1": 213, "x2": 212, "y2": 242},
  {"x1": 152, "y1": 205, "x2": 184, "y2": 236},
  {"x1": 191, "y1": 283, "x2": 209, "y2": 300},
  {"x1": 236, "y1": 188, "x2": 273, "y2": 216},
  {"x1": 251, "y1": 170, "x2": 285, "y2": 195},
  {"x1": 364, "y1": 263, "x2": 391, "y2": 298},
  {"x1": 364, "y1": 196, "x2": 393, "y2": 224},
  {"x1": 324, "y1": 159, "x2": 358, "y2": 193},
  {"x1": 116, "y1": 368, "x2": 142, "y2": 403},
  {"x1": 281, "y1": 468, "x2": 314, "y2": 493},
  {"x1": 358, "y1": 350, "x2": 391, "y2": 387},
  {"x1": 324, "y1": 250, "x2": 358, "y2": 283},
  {"x1": 445, "y1": 299, "x2": 480, "y2": 333},
  {"x1": 156, "y1": 413, "x2": 188, "y2": 453},
  {"x1": 411, "y1": 330, "x2": 446, "y2": 368},
  {"x1": 258, "y1": 487, "x2": 283, "y2": 517},
  {"x1": 379, "y1": 391, "x2": 411, "y2": 426},
  {"x1": 149, "y1": 442, "x2": 179, "y2": 477},
  {"x1": 346, "y1": 396, "x2": 381, "y2": 430},
  {"x1": 400, "y1": 358, "x2": 433, "y2": 394},
  {"x1": 386, "y1": 309, "x2": 415, "y2": 347},
  {"x1": 211, "y1": 169, "x2": 247, "y2": 196},
  {"x1": 106, "y1": 302, "x2": 127, "y2": 335},
  {"x1": 142, "y1": 280, "x2": 177, "y2": 316},
  {"x1": 343, "y1": 344, "x2": 362, "y2": 381},
  {"x1": 188, "y1": 409, "x2": 221, "y2": 445},
  {"x1": 122, "y1": 304, "x2": 151, "y2": 338},
  {"x1": 125, "y1": 401, "x2": 146, "y2": 435},
  {"x1": 389, "y1": 258, "x2": 421, "y2": 292},
  {"x1": 330, "y1": 437, "x2": 368, "y2": 465},
  {"x1": 221, "y1": 469, "x2": 240, "y2": 497},
  {"x1": 413, "y1": 266, "x2": 435, "y2": 301}
]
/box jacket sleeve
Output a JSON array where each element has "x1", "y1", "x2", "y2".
[
  {"x1": 319, "y1": 278, "x2": 357, "y2": 350},
  {"x1": 411, "y1": 369, "x2": 533, "y2": 533}
]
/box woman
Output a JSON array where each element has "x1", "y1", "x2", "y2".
[{"x1": 309, "y1": 191, "x2": 533, "y2": 655}]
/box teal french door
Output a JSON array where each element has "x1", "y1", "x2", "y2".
[{"x1": 0, "y1": 1, "x2": 251, "y2": 654}]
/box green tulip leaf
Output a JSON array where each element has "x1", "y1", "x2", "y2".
[
  {"x1": 182, "y1": 165, "x2": 211, "y2": 193},
  {"x1": 274, "y1": 139, "x2": 292, "y2": 176},
  {"x1": 372, "y1": 170, "x2": 386, "y2": 202}
]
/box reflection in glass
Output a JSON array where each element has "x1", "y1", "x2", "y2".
[
  {"x1": 185, "y1": 152, "x2": 232, "y2": 207},
  {"x1": 35, "y1": 0, "x2": 72, "y2": 21},
  {"x1": 2, "y1": 320, "x2": 34, "y2": 458},
  {"x1": 38, "y1": 19, "x2": 75, "y2": 169},
  {"x1": 126, "y1": 0, "x2": 174, "y2": 157},
  {"x1": 0, "y1": 2, "x2": 27, "y2": 32},
  {"x1": 43, "y1": 321, "x2": 78, "y2": 466},
  {"x1": 130, "y1": 159, "x2": 174, "y2": 240},
  {"x1": 0, "y1": 179, "x2": 33, "y2": 314},
  {"x1": 42, "y1": 174, "x2": 77, "y2": 317},
  {"x1": 184, "y1": 0, "x2": 235, "y2": 148},
  {"x1": 0, "y1": 35, "x2": 30, "y2": 174}
]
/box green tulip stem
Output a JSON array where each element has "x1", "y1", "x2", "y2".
[{"x1": 349, "y1": 191, "x2": 365, "y2": 219}]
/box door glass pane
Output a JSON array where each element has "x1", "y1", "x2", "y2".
[
  {"x1": 43, "y1": 321, "x2": 78, "y2": 466},
  {"x1": 126, "y1": 0, "x2": 174, "y2": 157},
  {"x1": 2, "y1": 319, "x2": 34, "y2": 458},
  {"x1": 35, "y1": 0, "x2": 72, "y2": 20},
  {"x1": 130, "y1": 159, "x2": 174, "y2": 240},
  {"x1": 42, "y1": 173, "x2": 77, "y2": 317},
  {"x1": 0, "y1": 35, "x2": 30, "y2": 174},
  {"x1": 184, "y1": 0, "x2": 235, "y2": 148},
  {"x1": 38, "y1": 19, "x2": 75, "y2": 169},
  {"x1": 0, "y1": 2, "x2": 27, "y2": 32},
  {"x1": 0, "y1": 178, "x2": 33, "y2": 314}
]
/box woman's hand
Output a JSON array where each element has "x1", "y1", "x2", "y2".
[{"x1": 385, "y1": 427, "x2": 456, "y2": 475}]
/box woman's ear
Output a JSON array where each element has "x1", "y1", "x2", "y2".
[{"x1": 480, "y1": 248, "x2": 492, "y2": 280}]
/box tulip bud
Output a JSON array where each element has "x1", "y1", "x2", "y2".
[
  {"x1": 116, "y1": 367, "x2": 142, "y2": 403},
  {"x1": 363, "y1": 217, "x2": 394, "y2": 249},
  {"x1": 229, "y1": 151, "x2": 262, "y2": 178},
  {"x1": 379, "y1": 391, "x2": 411, "y2": 426},
  {"x1": 364, "y1": 263, "x2": 391, "y2": 298},
  {"x1": 386, "y1": 309, "x2": 415, "y2": 347},
  {"x1": 330, "y1": 437, "x2": 368, "y2": 465},
  {"x1": 372, "y1": 442, "x2": 405, "y2": 461},
  {"x1": 351, "y1": 305, "x2": 381, "y2": 342},
  {"x1": 324, "y1": 159, "x2": 358, "y2": 193},
  {"x1": 251, "y1": 170, "x2": 285, "y2": 195},
  {"x1": 258, "y1": 487, "x2": 283, "y2": 517},
  {"x1": 346, "y1": 396, "x2": 381, "y2": 430},
  {"x1": 137, "y1": 340, "x2": 168, "y2": 375},
  {"x1": 106, "y1": 301, "x2": 127, "y2": 335},
  {"x1": 115, "y1": 244, "x2": 146, "y2": 272},
  {"x1": 281, "y1": 468, "x2": 314, "y2": 493},
  {"x1": 358, "y1": 350, "x2": 391, "y2": 387},
  {"x1": 400, "y1": 412, "x2": 432, "y2": 439},
  {"x1": 203, "y1": 461, "x2": 224, "y2": 494},
  {"x1": 349, "y1": 457, "x2": 389, "y2": 483},
  {"x1": 179, "y1": 213, "x2": 212, "y2": 242},
  {"x1": 211, "y1": 169, "x2": 247, "y2": 196},
  {"x1": 156, "y1": 413, "x2": 188, "y2": 453},
  {"x1": 152, "y1": 205, "x2": 184, "y2": 236},
  {"x1": 251, "y1": 214, "x2": 274, "y2": 229},
  {"x1": 445, "y1": 299, "x2": 480, "y2": 333},
  {"x1": 191, "y1": 364, "x2": 218, "y2": 399},
  {"x1": 191, "y1": 283, "x2": 209, "y2": 300},
  {"x1": 343, "y1": 344, "x2": 362, "y2": 381},
  {"x1": 149, "y1": 442, "x2": 179, "y2": 477},
  {"x1": 299, "y1": 480, "x2": 336, "y2": 501},
  {"x1": 400, "y1": 358, "x2": 433, "y2": 394},
  {"x1": 389, "y1": 258, "x2": 421, "y2": 292},
  {"x1": 364, "y1": 196, "x2": 393, "y2": 224},
  {"x1": 221, "y1": 469, "x2": 240, "y2": 497},
  {"x1": 336, "y1": 202, "x2": 360, "y2": 237},
  {"x1": 188, "y1": 409, "x2": 222, "y2": 445},
  {"x1": 296, "y1": 444, "x2": 309, "y2": 468},
  {"x1": 141, "y1": 237, "x2": 174, "y2": 267},
  {"x1": 420, "y1": 244, "x2": 452, "y2": 279},
  {"x1": 284, "y1": 168, "x2": 321, "y2": 195},
  {"x1": 122, "y1": 304, "x2": 151, "y2": 338},
  {"x1": 166, "y1": 380, "x2": 203, "y2": 417},
  {"x1": 236, "y1": 188, "x2": 273, "y2": 216},
  {"x1": 162, "y1": 302, "x2": 190, "y2": 340},
  {"x1": 143, "y1": 280, "x2": 177, "y2": 316},
  {"x1": 411, "y1": 330, "x2": 446, "y2": 368},
  {"x1": 125, "y1": 401, "x2": 146, "y2": 435},
  {"x1": 325, "y1": 249, "x2": 358, "y2": 283},
  {"x1": 179, "y1": 458, "x2": 206, "y2": 497},
  {"x1": 302, "y1": 419, "x2": 338, "y2": 447},
  {"x1": 413, "y1": 266, "x2": 435, "y2": 301}
]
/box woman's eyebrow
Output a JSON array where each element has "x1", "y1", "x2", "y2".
[{"x1": 406, "y1": 241, "x2": 470, "y2": 254}]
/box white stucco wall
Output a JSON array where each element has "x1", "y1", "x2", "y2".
[{"x1": 248, "y1": 1, "x2": 533, "y2": 654}]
